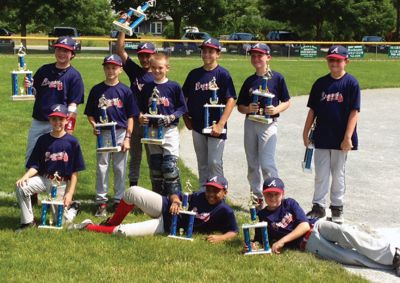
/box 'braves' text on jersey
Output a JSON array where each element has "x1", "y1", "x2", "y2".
[
  {"x1": 139, "y1": 80, "x2": 187, "y2": 126},
  {"x1": 307, "y1": 73, "x2": 361, "y2": 150},
  {"x1": 26, "y1": 133, "x2": 85, "y2": 178},
  {"x1": 84, "y1": 82, "x2": 139, "y2": 128},
  {"x1": 237, "y1": 71, "x2": 290, "y2": 117},
  {"x1": 32, "y1": 63, "x2": 84, "y2": 121},
  {"x1": 182, "y1": 65, "x2": 237, "y2": 139}
]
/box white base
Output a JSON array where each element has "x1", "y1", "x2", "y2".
[
  {"x1": 141, "y1": 138, "x2": 165, "y2": 145},
  {"x1": 204, "y1": 104, "x2": 225, "y2": 108},
  {"x1": 11, "y1": 95, "x2": 35, "y2": 101},
  {"x1": 97, "y1": 146, "x2": 121, "y2": 153},
  {"x1": 302, "y1": 161, "x2": 313, "y2": 173},
  {"x1": 95, "y1": 122, "x2": 118, "y2": 128},
  {"x1": 248, "y1": 115, "x2": 273, "y2": 124},
  {"x1": 202, "y1": 128, "x2": 227, "y2": 134},
  {"x1": 113, "y1": 21, "x2": 134, "y2": 36},
  {"x1": 244, "y1": 249, "x2": 271, "y2": 255},
  {"x1": 242, "y1": 222, "x2": 268, "y2": 229},
  {"x1": 38, "y1": 225, "x2": 63, "y2": 230},
  {"x1": 168, "y1": 235, "x2": 194, "y2": 241},
  {"x1": 143, "y1": 114, "x2": 165, "y2": 119},
  {"x1": 11, "y1": 70, "x2": 32, "y2": 75}
]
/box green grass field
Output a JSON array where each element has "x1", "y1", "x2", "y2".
[{"x1": 1, "y1": 54, "x2": 397, "y2": 282}]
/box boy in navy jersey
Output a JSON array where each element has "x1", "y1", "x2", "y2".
[
  {"x1": 71, "y1": 175, "x2": 238, "y2": 244},
  {"x1": 138, "y1": 53, "x2": 187, "y2": 196},
  {"x1": 16, "y1": 104, "x2": 85, "y2": 231},
  {"x1": 85, "y1": 55, "x2": 139, "y2": 217},
  {"x1": 116, "y1": 32, "x2": 156, "y2": 187},
  {"x1": 237, "y1": 43, "x2": 290, "y2": 203},
  {"x1": 302, "y1": 45, "x2": 361, "y2": 223},
  {"x1": 182, "y1": 38, "x2": 236, "y2": 190},
  {"x1": 24, "y1": 36, "x2": 84, "y2": 206},
  {"x1": 246, "y1": 177, "x2": 400, "y2": 276}
]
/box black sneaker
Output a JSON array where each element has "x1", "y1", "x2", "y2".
[
  {"x1": 330, "y1": 206, "x2": 344, "y2": 224},
  {"x1": 15, "y1": 221, "x2": 36, "y2": 233},
  {"x1": 99, "y1": 217, "x2": 112, "y2": 226},
  {"x1": 393, "y1": 247, "x2": 400, "y2": 277},
  {"x1": 95, "y1": 203, "x2": 107, "y2": 217},
  {"x1": 64, "y1": 201, "x2": 81, "y2": 223},
  {"x1": 129, "y1": 181, "x2": 138, "y2": 187},
  {"x1": 306, "y1": 204, "x2": 326, "y2": 219}
]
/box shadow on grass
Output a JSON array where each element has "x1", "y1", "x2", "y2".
[{"x1": 0, "y1": 216, "x2": 19, "y2": 230}]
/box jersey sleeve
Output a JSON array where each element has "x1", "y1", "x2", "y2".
[
  {"x1": 126, "y1": 89, "x2": 140, "y2": 118},
  {"x1": 224, "y1": 209, "x2": 239, "y2": 233},
  {"x1": 182, "y1": 71, "x2": 193, "y2": 98},
  {"x1": 221, "y1": 71, "x2": 237, "y2": 100},
  {"x1": 138, "y1": 85, "x2": 149, "y2": 113},
  {"x1": 307, "y1": 81, "x2": 319, "y2": 110},
  {"x1": 287, "y1": 198, "x2": 309, "y2": 224},
  {"x1": 26, "y1": 136, "x2": 44, "y2": 170},
  {"x1": 278, "y1": 75, "x2": 290, "y2": 102},
  {"x1": 83, "y1": 87, "x2": 96, "y2": 117},
  {"x1": 237, "y1": 77, "x2": 251, "y2": 106},
  {"x1": 67, "y1": 72, "x2": 85, "y2": 105},
  {"x1": 123, "y1": 57, "x2": 142, "y2": 82},
  {"x1": 350, "y1": 79, "x2": 361, "y2": 112},
  {"x1": 72, "y1": 140, "x2": 85, "y2": 173},
  {"x1": 172, "y1": 84, "x2": 188, "y2": 119}
]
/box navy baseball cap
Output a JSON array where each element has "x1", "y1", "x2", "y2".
[
  {"x1": 137, "y1": 42, "x2": 156, "y2": 54},
  {"x1": 205, "y1": 175, "x2": 228, "y2": 190},
  {"x1": 103, "y1": 54, "x2": 123, "y2": 66},
  {"x1": 249, "y1": 43, "x2": 271, "y2": 55},
  {"x1": 48, "y1": 104, "x2": 68, "y2": 118},
  {"x1": 263, "y1": 177, "x2": 285, "y2": 194},
  {"x1": 200, "y1": 38, "x2": 222, "y2": 52},
  {"x1": 326, "y1": 45, "x2": 348, "y2": 59},
  {"x1": 53, "y1": 36, "x2": 76, "y2": 52}
]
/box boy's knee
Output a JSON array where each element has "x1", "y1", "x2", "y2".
[{"x1": 123, "y1": 186, "x2": 142, "y2": 205}]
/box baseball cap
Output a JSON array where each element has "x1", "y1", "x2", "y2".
[
  {"x1": 249, "y1": 43, "x2": 271, "y2": 55},
  {"x1": 48, "y1": 104, "x2": 68, "y2": 118},
  {"x1": 263, "y1": 177, "x2": 285, "y2": 194},
  {"x1": 326, "y1": 45, "x2": 348, "y2": 59},
  {"x1": 205, "y1": 175, "x2": 228, "y2": 190},
  {"x1": 103, "y1": 54, "x2": 123, "y2": 66},
  {"x1": 200, "y1": 38, "x2": 222, "y2": 52},
  {"x1": 53, "y1": 36, "x2": 76, "y2": 52},
  {"x1": 137, "y1": 42, "x2": 156, "y2": 54}
]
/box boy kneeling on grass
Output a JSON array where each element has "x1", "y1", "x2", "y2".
[
  {"x1": 71, "y1": 175, "x2": 238, "y2": 244},
  {"x1": 15, "y1": 104, "x2": 85, "y2": 231},
  {"x1": 245, "y1": 177, "x2": 400, "y2": 276}
]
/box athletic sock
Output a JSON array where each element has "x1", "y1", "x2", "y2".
[
  {"x1": 107, "y1": 199, "x2": 134, "y2": 226},
  {"x1": 85, "y1": 224, "x2": 116, "y2": 234}
]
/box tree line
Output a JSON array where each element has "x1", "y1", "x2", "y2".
[{"x1": 1, "y1": 0, "x2": 399, "y2": 41}]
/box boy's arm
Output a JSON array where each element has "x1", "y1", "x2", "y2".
[
  {"x1": 207, "y1": 231, "x2": 238, "y2": 244},
  {"x1": 169, "y1": 194, "x2": 181, "y2": 214},
  {"x1": 64, "y1": 172, "x2": 78, "y2": 208},
  {"x1": 211, "y1": 97, "x2": 236, "y2": 136},
  {"x1": 16, "y1": 168, "x2": 38, "y2": 188},
  {"x1": 302, "y1": 109, "x2": 315, "y2": 147},
  {"x1": 265, "y1": 100, "x2": 290, "y2": 116},
  {"x1": 87, "y1": 116, "x2": 99, "y2": 136},
  {"x1": 271, "y1": 221, "x2": 310, "y2": 254},
  {"x1": 341, "y1": 109, "x2": 359, "y2": 151},
  {"x1": 116, "y1": 32, "x2": 128, "y2": 64},
  {"x1": 122, "y1": 117, "x2": 134, "y2": 152}
]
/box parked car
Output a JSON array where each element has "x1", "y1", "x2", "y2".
[
  {"x1": 109, "y1": 30, "x2": 140, "y2": 54},
  {"x1": 266, "y1": 30, "x2": 301, "y2": 56},
  {"x1": 225, "y1": 33, "x2": 257, "y2": 54},
  {"x1": 362, "y1": 36, "x2": 388, "y2": 53},
  {"x1": 0, "y1": 28, "x2": 15, "y2": 53},
  {"x1": 48, "y1": 27, "x2": 81, "y2": 52},
  {"x1": 175, "y1": 31, "x2": 211, "y2": 54}
]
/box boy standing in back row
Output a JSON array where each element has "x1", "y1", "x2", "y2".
[{"x1": 303, "y1": 45, "x2": 360, "y2": 224}]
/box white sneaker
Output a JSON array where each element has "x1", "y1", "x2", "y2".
[{"x1": 67, "y1": 219, "x2": 93, "y2": 230}]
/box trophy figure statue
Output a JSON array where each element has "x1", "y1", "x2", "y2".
[{"x1": 202, "y1": 77, "x2": 226, "y2": 134}]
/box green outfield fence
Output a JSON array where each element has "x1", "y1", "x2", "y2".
[{"x1": 1, "y1": 36, "x2": 400, "y2": 59}]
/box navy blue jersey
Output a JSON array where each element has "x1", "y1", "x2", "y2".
[
  {"x1": 26, "y1": 133, "x2": 85, "y2": 178},
  {"x1": 182, "y1": 65, "x2": 237, "y2": 139},
  {"x1": 139, "y1": 80, "x2": 187, "y2": 126},
  {"x1": 162, "y1": 192, "x2": 239, "y2": 234},
  {"x1": 32, "y1": 63, "x2": 84, "y2": 121},
  {"x1": 237, "y1": 71, "x2": 290, "y2": 118},
  {"x1": 84, "y1": 82, "x2": 139, "y2": 128},
  {"x1": 123, "y1": 57, "x2": 154, "y2": 98},
  {"x1": 255, "y1": 198, "x2": 315, "y2": 249},
  {"x1": 307, "y1": 73, "x2": 361, "y2": 150}
]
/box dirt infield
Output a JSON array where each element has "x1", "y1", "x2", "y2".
[{"x1": 180, "y1": 88, "x2": 400, "y2": 282}]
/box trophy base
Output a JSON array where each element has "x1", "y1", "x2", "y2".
[
  {"x1": 167, "y1": 235, "x2": 194, "y2": 241},
  {"x1": 244, "y1": 249, "x2": 271, "y2": 256},
  {"x1": 141, "y1": 138, "x2": 165, "y2": 145},
  {"x1": 301, "y1": 161, "x2": 313, "y2": 173},
  {"x1": 113, "y1": 21, "x2": 134, "y2": 36},
  {"x1": 202, "y1": 128, "x2": 227, "y2": 134},
  {"x1": 38, "y1": 225, "x2": 63, "y2": 230},
  {"x1": 248, "y1": 115, "x2": 273, "y2": 124},
  {"x1": 11, "y1": 95, "x2": 35, "y2": 101},
  {"x1": 97, "y1": 146, "x2": 121, "y2": 153}
]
